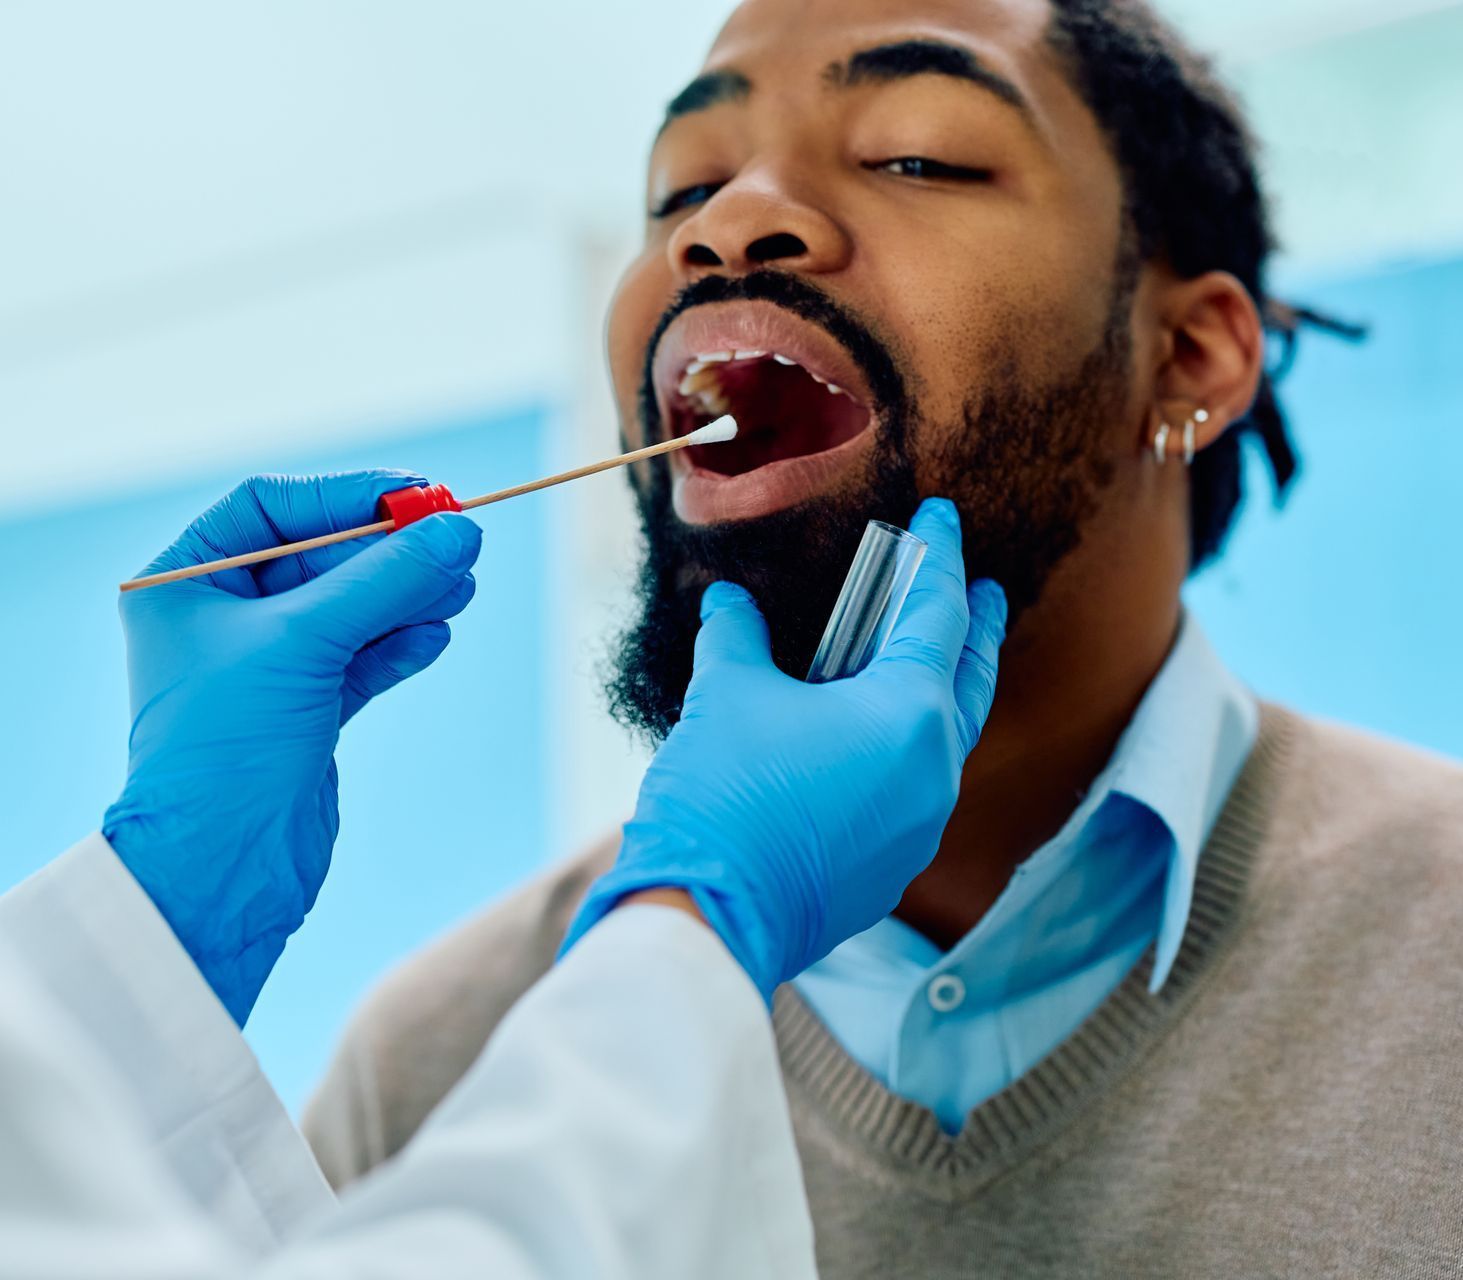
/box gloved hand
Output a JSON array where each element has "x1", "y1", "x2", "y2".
[
  {"x1": 559, "y1": 498, "x2": 1006, "y2": 1002},
  {"x1": 103, "y1": 472, "x2": 481, "y2": 1026}
]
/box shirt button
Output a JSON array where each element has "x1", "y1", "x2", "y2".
[{"x1": 927, "y1": 973, "x2": 966, "y2": 1013}]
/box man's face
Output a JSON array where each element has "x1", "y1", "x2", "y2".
[{"x1": 604, "y1": 0, "x2": 1143, "y2": 739}]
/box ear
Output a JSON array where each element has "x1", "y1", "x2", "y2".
[{"x1": 1148, "y1": 270, "x2": 1265, "y2": 455}]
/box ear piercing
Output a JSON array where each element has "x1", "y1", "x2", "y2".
[
  {"x1": 1184, "y1": 409, "x2": 1208, "y2": 464},
  {"x1": 1154, "y1": 408, "x2": 1209, "y2": 467},
  {"x1": 1153, "y1": 422, "x2": 1171, "y2": 466}
]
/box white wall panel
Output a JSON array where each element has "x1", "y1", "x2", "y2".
[{"x1": 1, "y1": 226, "x2": 575, "y2": 515}]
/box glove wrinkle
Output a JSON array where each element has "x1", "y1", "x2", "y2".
[
  {"x1": 559, "y1": 499, "x2": 1007, "y2": 1003},
  {"x1": 106, "y1": 472, "x2": 481, "y2": 1027}
]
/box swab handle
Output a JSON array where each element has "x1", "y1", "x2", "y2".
[{"x1": 117, "y1": 419, "x2": 740, "y2": 593}]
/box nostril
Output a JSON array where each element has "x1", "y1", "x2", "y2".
[
  {"x1": 686, "y1": 243, "x2": 723, "y2": 267},
  {"x1": 747, "y1": 232, "x2": 808, "y2": 263}
]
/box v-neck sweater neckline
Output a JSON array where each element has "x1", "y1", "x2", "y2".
[{"x1": 770, "y1": 704, "x2": 1296, "y2": 1200}]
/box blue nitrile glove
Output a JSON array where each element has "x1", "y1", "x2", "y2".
[
  {"x1": 103, "y1": 472, "x2": 481, "y2": 1026},
  {"x1": 559, "y1": 498, "x2": 1006, "y2": 1003}
]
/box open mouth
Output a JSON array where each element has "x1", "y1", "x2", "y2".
[{"x1": 667, "y1": 349, "x2": 874, "y2": 476}]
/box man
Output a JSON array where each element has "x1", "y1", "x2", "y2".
[
  {"x1": 305, "y1": 2, "x2": 1463, "y2": 1276},
  {"x1": 1, "y1": 474, "x2": 1005, "y2": 1277}
]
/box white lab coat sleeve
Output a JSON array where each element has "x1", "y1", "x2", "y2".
[
  {"x1": 0, "y1": 834, "x2": 335, "y2": 1249},
  {"x1": 0, "y1": 938, "x2": 252, "y2": 1280},
  {"x1": 277, "y1": 903, "x2": 819, "y2": 1279},
  {"x1": 0, "y1": 876, "x2": 818, "y2": 1279}
]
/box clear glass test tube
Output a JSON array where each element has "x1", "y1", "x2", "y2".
[{"x1": 806, "y1": 520, "x2": 927, "y2": 683}]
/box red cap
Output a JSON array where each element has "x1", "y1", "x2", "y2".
[{"x1": 377, "y1": 483, "x2": 462, "y2": 530}]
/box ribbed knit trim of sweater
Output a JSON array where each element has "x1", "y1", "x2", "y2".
[
  {"x1": 303, "y1": 702, "x2": 1463, "y2": 1276},
  {"x1": 769, "y1": 704, "x2": 1293, "y2": 1200}
]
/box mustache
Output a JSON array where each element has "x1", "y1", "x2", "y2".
[{"x1": 635, "y1": 270, "x2": 913, "y2": 451}]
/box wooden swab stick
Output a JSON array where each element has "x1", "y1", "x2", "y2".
[{"x1": 118, "y1": 416, "x2": 738, "y2": 593}]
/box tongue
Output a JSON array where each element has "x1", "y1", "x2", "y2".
[{"x1": 691, "y1": 360, "x2": 869, "y2": 477}]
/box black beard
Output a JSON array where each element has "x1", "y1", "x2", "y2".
[{"x1": 607, "y1": 270, "x2": 1129, "y2": 744}]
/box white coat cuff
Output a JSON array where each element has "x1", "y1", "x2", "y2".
[
  {"x1": 0, "y1": 834, "x2": 333, "y2": 1249},
  {"x1": 342, "y1": 903, "x2": 819, "y2": 1279},
  {"x1": 562, "y1": 905, "x2": 817, "y2": 1275}
]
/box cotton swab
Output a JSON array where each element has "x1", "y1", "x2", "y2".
[{"x1": 118, "y1": 416, "x2": 739, "y2": 593}]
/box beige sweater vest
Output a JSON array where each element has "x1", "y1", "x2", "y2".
[{"x1": 304, "y1": 707, "x2": 1463, "y2": 1278}]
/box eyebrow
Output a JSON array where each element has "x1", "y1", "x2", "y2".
[
  {"x1": 657, "y1": 38, "x2": 1032, "y2": 138},
  {"x1": 658, "y1": 69, "x2": 752, "y2": 137},
  {"x1": 832, "y1": 40, "x2": 1031, "y2": 116}
]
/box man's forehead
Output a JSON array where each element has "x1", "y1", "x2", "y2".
[{"x1": 703, "y1": 0, "x2": 1055, "y2": 79}]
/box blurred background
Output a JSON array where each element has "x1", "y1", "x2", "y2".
[{"x1": 2, "y1": 0, "x2": 1460, "y2": 1113}]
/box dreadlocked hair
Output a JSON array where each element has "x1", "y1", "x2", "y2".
[{"x1": 1046, "y1": 0, "x2": 1296, "y2": 570}]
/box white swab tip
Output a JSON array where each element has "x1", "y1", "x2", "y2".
[{"x1": 686, "y1": 414, "x2": 739, "y2": 445}]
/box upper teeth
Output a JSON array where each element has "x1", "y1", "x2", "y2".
[{"x1": 679, "y1": 350, "x2": 849, "y2": 401}]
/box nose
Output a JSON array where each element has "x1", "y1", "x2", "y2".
[{"x1": 667, "y1": 171, "x2": 853, "y2": 280}]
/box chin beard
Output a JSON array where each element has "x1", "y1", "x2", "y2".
[
  {"x1": 607, "y1": 444, "x2": 918, "y2": 742},
  {"x1": 606, "y1": 272, "x2": 1130, "y2": 744}
]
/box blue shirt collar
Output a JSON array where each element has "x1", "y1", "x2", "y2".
[
  {"x1": 1101, "y1": 613, "x2": 1258, "y2": 990},
  {"x1": 836, "y1": 614, "x2": 1257, "y2": 990},
  {"x1": 873, "y1": 613, "x2": 1259, "y2": 988},
  {"x1": 792, "y1": 616, "x2": 1258, "y2": 1130}
]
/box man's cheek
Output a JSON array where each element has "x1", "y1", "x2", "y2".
[
  {"x1": 604, "y1": 327, "x2": 640, "y2": 427},
  {"x1": 909, "y1": 264, "x2": 1090, "y2": 382},
  {"x1": 620, "y1": 392, "x2": 649, "y2": 450},
  {"x1": 604, "y1": 273, "x2": 661, "y2": 442}
]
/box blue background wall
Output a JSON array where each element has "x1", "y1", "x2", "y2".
[
  {"x1": 1, "y1": 253, "x2": 1460, "y2": 1112},
  {"x1": 1187, "y1": 254, "x2": 1463, "y2": 760},
  {"x1": 0, "y1": 406, "x2": 552, "y2": 1109}
]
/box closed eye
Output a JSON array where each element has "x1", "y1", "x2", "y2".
[
  {"x1": 651, "y1": 156, "x2": 990, "y2": 218},
  {"x1": 867, "y1": 157, "x2": 994, "y2": 182},
  {"x1": 649, "y1": 181, "x2": 727, "y2": 219}
]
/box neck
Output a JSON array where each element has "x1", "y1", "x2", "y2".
[{"x1": 894, "y1": 543, "x2": 1183, "y2": 950}]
